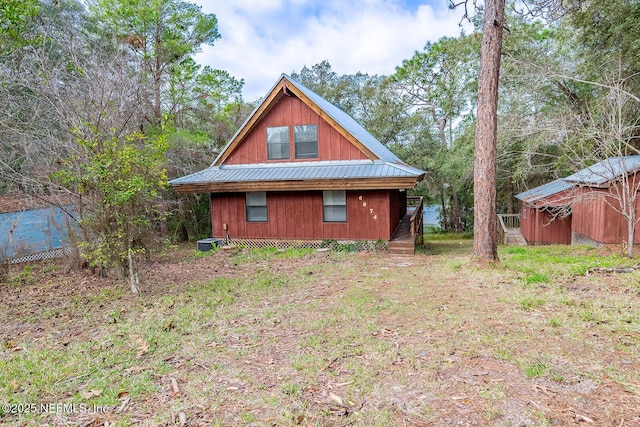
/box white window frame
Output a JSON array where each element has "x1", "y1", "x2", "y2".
[
  {"x1": 323, "y1": 190, "x2": 347, "y2": 222},
  {"x1": 246, "y1": 192, "x2": 268, "y2": 222},
  {"x1": 266, "y1": 126, "x2": 290, "y2": 160},
  {"x1": 294, "y1": 124, "x2": 318, "y2": 159}
]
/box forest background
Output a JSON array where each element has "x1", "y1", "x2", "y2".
[{"x1": 1, "y1": 0, "x2": 639, "y2": 283}]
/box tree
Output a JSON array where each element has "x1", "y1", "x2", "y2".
[
  {"x1": 390, "y1": 35, "x2": 479, "y2": 231},
  {"x1": 87, "y1": 0, "x2": 221, "y2": 126},
  {"x1": 0, "y1": 0, "x2": 39, "y2": 50},
  {"x1": 55, "y1": 133, "x2": 169, "y2": 293},
  {"x1": 560, "y1": 81, "x2": 640, "y2": 257},
  {"x1": 471, "y1": 0, "x2": 505, "y2": 262}
]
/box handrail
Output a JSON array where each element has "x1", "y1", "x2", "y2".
[
  {"x1": 409, "y1": 196, "x2": 424, "y2": 245},
  {"x1": 496, "y1": 214, "x2": 520, "y2": 245}
]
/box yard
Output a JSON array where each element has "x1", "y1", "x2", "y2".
[{"x1": 1, "y1": 238, "x2": 639, "y2": 426}]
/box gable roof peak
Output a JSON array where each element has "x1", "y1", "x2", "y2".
[{"x1": 212, "y1": 73, "x2": 404, "y2": 166}]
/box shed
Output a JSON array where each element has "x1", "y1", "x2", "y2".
[
  {"x1": 170, "y1": 74, "x2": 426, "y2": 250},
  {"x1": 516, "y1": 156, "x2": 640, "y2": 246},
  {"x1": 564, "y1": 156, "x2": 640, "y2": 245},
  {"x1": 515, "y1": 179, "x2": 573, "y2": 245}
]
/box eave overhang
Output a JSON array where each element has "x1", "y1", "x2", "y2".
[{"x1": 171, "y1": 175, "x2": 423, "y2": 194}]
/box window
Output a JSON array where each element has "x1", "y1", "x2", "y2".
[
  {"x1": 294, "y1": 124, "x2": 318, "y2": 159},
  {"x1": 267, "y1": 126, "x2": 290, "y2": 160},
  {"x1": 246, "y1": 192, "x2": 267, "y2": 222},
  {"x1": 323, "y1": 190, "x2": 346, "y2": 222}
]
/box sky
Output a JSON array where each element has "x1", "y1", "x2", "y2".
[{"x1": 193, "y1": 0, "x2": 469, "y2": 101}]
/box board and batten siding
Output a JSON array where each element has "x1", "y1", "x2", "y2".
[
  {"x1": 222, "y1": 95, "x2": 368, "y2": 165},
  {"x1": 571, "y1": 188, "x2": 640, "y2": 244},
  {"x1": 519, "y1": 203, "x2": 571, "y2": 245},
  {"x1": 211, "y1": 190, "x2": 404, "y2": 241}
]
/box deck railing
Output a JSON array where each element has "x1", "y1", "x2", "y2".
[
  {"x1": 496, "y1": 214, "x2": 520, "y2": 245},
  {"x1": 408, "y1": 196, "x2": 424, "y2": 245}
]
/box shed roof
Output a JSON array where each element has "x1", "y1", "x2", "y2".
[
  {"x1": 564, "y1": 156, "x2": 640, "y2": 186},
  {"x1": 515, "y1": 179, "x2": 573, "y2": 204}
]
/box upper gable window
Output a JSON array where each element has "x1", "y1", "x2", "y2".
[
  {"x1": 294, "y1": 124, "x2": 318, "y2": 159},
  {"x1": 266, "y1": 126, "x2": 290, "y2": 160}
]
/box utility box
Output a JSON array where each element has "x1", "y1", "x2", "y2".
[{"x1": 197, "y1": 238, "x2": 224, "y2": 252}]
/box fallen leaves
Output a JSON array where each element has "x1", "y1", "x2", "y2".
[{"x1": 80, "y1": 389, "x2": 102, "y2": 399}]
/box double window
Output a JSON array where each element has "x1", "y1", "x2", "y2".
[
  {"x1": 323, "y1": 190, "x2": 347, "y2": 222},
  {"x1": 266, "y1": 124, "x2": 318, "y2": 160},
  {"x1": 246, "y1": 192, "x2": 267, "y2": 222}
]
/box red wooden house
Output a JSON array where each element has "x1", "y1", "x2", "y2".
[
  {"x1": 170, "y1": 74, "x2": 425, "y2": 250},
  {"x1": 516, "y1": 156, "x2": 640, "y2": 246}
]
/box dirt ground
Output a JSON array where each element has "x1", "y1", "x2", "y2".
[{"x1": 1, "y1": 243, "x2": 639, "y2": 426}]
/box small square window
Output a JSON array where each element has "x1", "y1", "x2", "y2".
[
  {"x1": 267, "y1": 126, "x2": 290, "y2": 160},
  {"x1": 295, "y1": 124, "x2": 318, "y2": 159},
  {"x1": 246, "y1": 192, "x2": 267, "y2": 222},
  {"x1": 323, "y1": 190, "x2": 346, "y2": 222}
]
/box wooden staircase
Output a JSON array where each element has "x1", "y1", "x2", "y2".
[
  {"x1": 497, "y1": 214, "x2": 527, "y2": 246},
  {"x1": 505, "y1": 229, "x2": 527, "y2": 246},
  {"x1": 388, "y1": 213, "x2": 416, "y2": 255}
]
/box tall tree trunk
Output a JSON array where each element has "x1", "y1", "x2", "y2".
[
  {"x1": 473, "y1": 0, "x2": 505, "y2": 262},
  {"x1": 451, "y1": 187, "x2": 463, "y2": 231}
]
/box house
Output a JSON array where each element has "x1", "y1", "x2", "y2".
[
  {"x1": 515, "y1": 156, "x2": 640, "y2": 246},
  {"x1": 170, "y1": 74, "x2": 426, "y2": 251}
]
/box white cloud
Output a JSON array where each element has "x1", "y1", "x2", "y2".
[{"x1": 195, "y1": 0, "x2": 469, "y2": 101}]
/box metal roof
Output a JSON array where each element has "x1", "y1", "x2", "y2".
[
  {"x1": 284, "y1": 74, "x2": 403, "y2": 163},
  {"x1": 564, "y1": 156, "x2": 640, "y2": 185},
  {"x1": 515, "y1": 179, "x2": 573, "y2": 203},
  {"x1": 169, "y1": 159, "x2": 424, "y2": 186}
]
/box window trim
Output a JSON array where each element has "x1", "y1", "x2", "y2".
[
  {"x1": 246, "y1": 192, "x2": 268, "y2": 222},
  {"x1": 323, "y1": 190, "x2": 347, "y2": 223}
]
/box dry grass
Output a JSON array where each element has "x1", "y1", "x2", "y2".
[{"x1": 0, "y1": 239, "x2": 639, "y2": 426}]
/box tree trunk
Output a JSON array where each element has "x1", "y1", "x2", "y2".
[
  {"x1": 473, "y1": 0, "x2": 505, "y2": 263},
  {"x1": 627, "y1": 211, "x2": 635, "y2": 257},
  {"x1": 451, "y1": 187, "x2": 463, "y2": 232},
  {"x1": 128, "y1": 245, "x2": 139, "y2": 295}
]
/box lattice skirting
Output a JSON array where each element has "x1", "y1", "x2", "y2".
[
  {"x1": 225, "y1": 238, "x2": 389, "y2": 251},
  {"x1": 8, "y1": 246, "x2": 73, "y2": 264},
  {"x1": 571, "y1": 232, "x2": 604, "y2": 247}
]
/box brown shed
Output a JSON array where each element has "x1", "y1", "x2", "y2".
[
  {"x1": 516, "y1": 179, "x2": 573, "y2": 245},
  {"x1": 516, "y1": 156, "x2": 640, "y2": 247},
  {"x1": 170, "y1": 74, "x2": 425, "y2": 248},
  {"x1": 564, "y1": 157, "x2": 640, "y2": 245}
]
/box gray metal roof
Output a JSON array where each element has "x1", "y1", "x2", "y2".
[
  {"x1": 284, "y1": 74, "x2": 403, "y2": 163},
  {"x1": 169, "y1": 160, "x2": 424, "y2": 186},
  {"x1": 515, "y1": 179, "x2": 573, "y2": 203},
  {"x1": 564, "y1": 156, "x2": 640, "y2": 185},
  {"x1": 212, "y1": 74, "x2": 403, "y2": 165}
]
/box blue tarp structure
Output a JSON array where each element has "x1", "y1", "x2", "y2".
[{"x1": 0, "y1": 206, "x2": 77, "y2": 262}]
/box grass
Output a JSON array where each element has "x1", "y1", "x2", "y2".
[{"x1": 1, "y1": 241, "x2": 639, "y2": 425}]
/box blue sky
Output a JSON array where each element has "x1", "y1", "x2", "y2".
[{"x1": 194, "y1": 0, "x2": 468, "y2": 101}]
